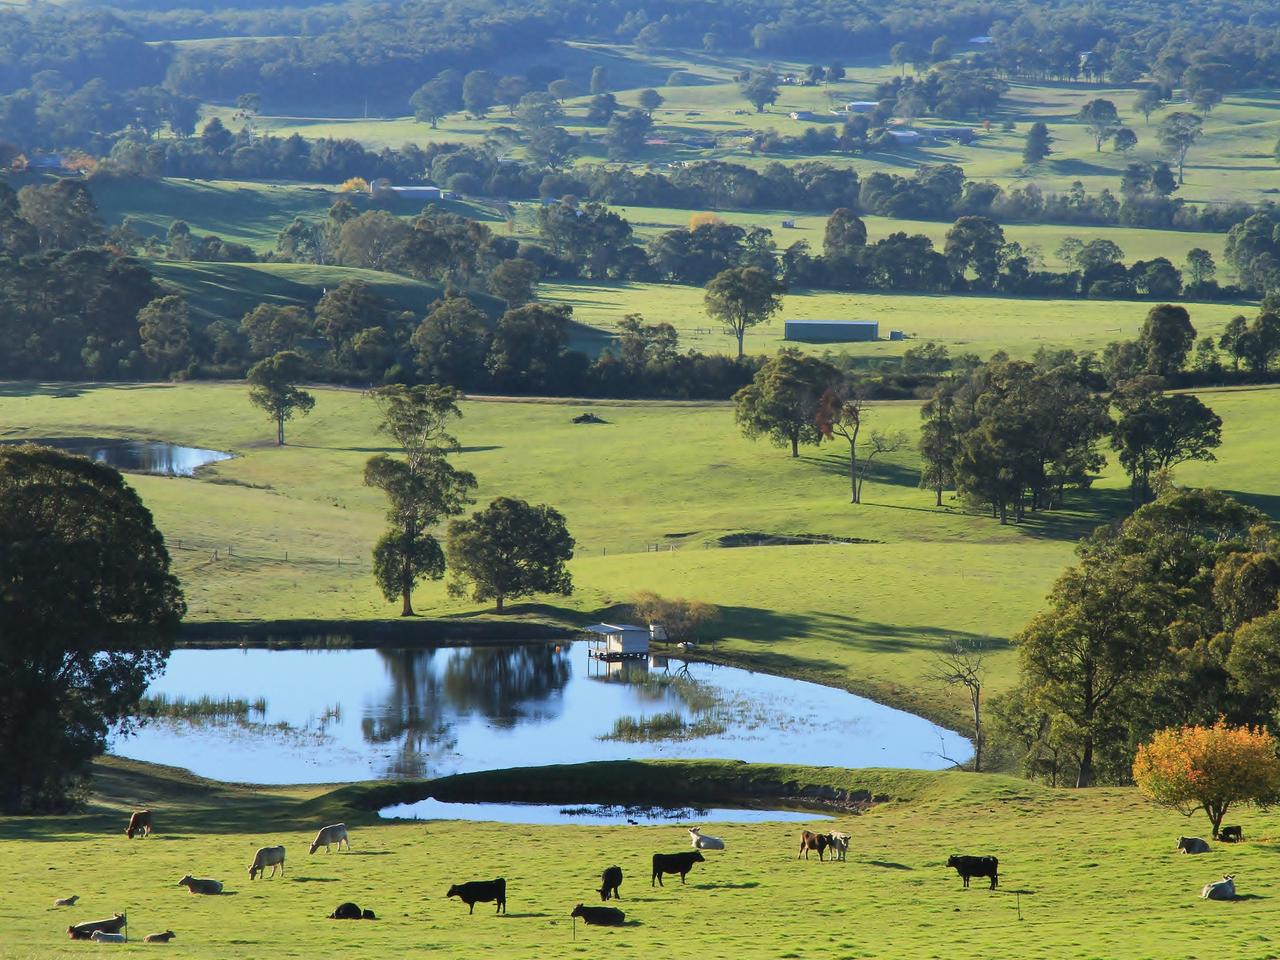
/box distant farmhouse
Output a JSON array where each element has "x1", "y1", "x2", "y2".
[{"x1": 369, "y1": 178, "x2": 448, "y2": 201}]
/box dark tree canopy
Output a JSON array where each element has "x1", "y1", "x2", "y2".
[
  {"x1": 0, "y1": 445, "x2": 185, "y2": 812},
  {"x1": 447, "y1": 496, "x2": 574, "y2": 612},
  {"x1": 733, "y1": 350, "x2": 841, "y2": 457}
]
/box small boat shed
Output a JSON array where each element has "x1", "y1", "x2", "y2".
[{"x1": 585, "y1": 623, "x2": 650, "y2": 661}]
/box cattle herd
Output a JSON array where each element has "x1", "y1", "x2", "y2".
[{"x1": 56, "y1": 808, "x2": 1248, "y2": 943}]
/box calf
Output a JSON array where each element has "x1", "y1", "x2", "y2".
[
  {"x1": 249, "y1": 845, "x2": 286, "y2": 880},
  {"x1": 177, "y1": 875, "x2": 223, "y2": 895},
  {"x1": 68, "y1": 915, "x2": 126, "y2": 941},
  {"x1": 143, "y1": 931, "x2": 176, "y2": 944},
  {"x1": 125, "y1": 810, "x2": 153, "y2": 839},
  {"x1": 329, "y1": 902, "x2": 377, "y2": 920},
  {"x1": 597, "y1": 865, "x2": 623, "y2": 901},
  {"x1": 571, "y1": 904, "x2": 626, "y2": 927},
  {"x1": 827, "y1": 832, "x2": 850, "y2": 863},
  {"x1": 946, "y1": 854, "x2": 998, "y2": 889},
  {"x1": 689, "y1": 827, "x2": 725, "y2": 850},
  {"x1": 1178, "y1": 836, "x2": 1210, "y2": 854},
  {"x1": 90, "y1": 931, "x2": 127, "y2": 944},
  {"x1": 1219, "y1": 825, "x2": 1243, "y2": 843},
  {"x1": 447, "y1": 878, "x2": 507, "y2": 915},
  {"x1": 53, "y1": 895, "x2": 79, "y2": 907},
  {"x1": 651, "y1": 851, "x2": 704, "y2": 886},
  {"x1": 797, "y1": 831, "x2": 829, "y2": 861},
  {"x1": 309, "y1": 823, "x2": 349, "y2": 854}
]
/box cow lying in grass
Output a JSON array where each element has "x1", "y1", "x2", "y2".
[
  {"x1": 1178, "y1": 836, "x2": 1210, "y2": 854},
  {"x1": 177, "y1": 875, "x2": 223, "y2": 895},
  {"x1": 68, "y1": 915, "x2": 126, "y2": 940},
  {"x1": 143, "y1": 931, "x2": 177, "y2": 943},
  {"x1": 1202, "y1": 875, "x2": 1236, "y2": 901},
  {"x1": 329, "y1": 902, "x2": 377, "y2": 920},
  {"x1": 571, "y1": 904, "x2": 625, "y2": 926}
]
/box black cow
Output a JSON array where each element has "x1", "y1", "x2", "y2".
[
  {"x1": 68, "y1": 915, "x2": 127, "y2": 941},
  {"x1": 1220, "y1": 825, "x2": 1243, "y2": 843},
  {"x1": 329, "y1": 902, "x2": 376, "y2": 920},
  {"x1": 598, "y1": 865, "x2": 623, "y2": 901},
  {"x1": 651, "y1": 851, "x2": 704, "y2": 886},
  {"x1": 571, "y1": 904, "x2": 626, "y2": 926},
  {"x1": 946, "y1": 854, "x2": 998, "y2": 889},
  {"x1": 447, "y1": 878, "x2": 507, "y2": 914}
]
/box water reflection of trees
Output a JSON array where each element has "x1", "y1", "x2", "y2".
[{"x1": 364, "y1": 645, "x2": 571, "y2": 778}]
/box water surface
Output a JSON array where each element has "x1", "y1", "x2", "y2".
[
  {"x1": 380, "y1": 798, "x2": 831, "y2": 825},
  {"x1": 114, "y1": 642, "x2": 970, "y2": 783},
  {"x1": 3, "y1": 437, "x2": 231, "y2": 476}
]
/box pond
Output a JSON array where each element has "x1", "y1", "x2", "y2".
[
  {"x1": 113, "y1": 642, "x2": 971, "y2": 784},
  {"x1": 3, "y1": 437, "x2": 232, "y2": 476},
  {"x1": 379, "y1": 798, "x2": 831, "y2": 825}
]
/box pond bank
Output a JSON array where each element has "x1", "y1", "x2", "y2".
[{"x1": 322, "y1": 760, "x2": 942, "y2": 823}]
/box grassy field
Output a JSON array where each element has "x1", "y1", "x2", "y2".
[
  {"x1": 1, "y1": 381, "x2": 1276, "y2": 725},
  {"x1": 3, "y1": 757, "x2": 1279, "y2": 959},
  {"x1": 211, "y1": 43, "x2": 1280, "y2": 207},
  {"x1": 540, "y1": 281, "x2": 1250, "y2": 360}
]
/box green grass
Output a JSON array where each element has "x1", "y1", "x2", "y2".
[
  {"x1": 1, "y1": 381, "x2": 1277, "y2": 727},
  {"x1": 210, "y1": 45, "x2": 1280, "y2": 207},
  {"x1": 5, "y1": 757, "x2": 1280, "y2": 959},
  {"x1": 539, "y1": 280, "x2": 1251, "y2": 360}
]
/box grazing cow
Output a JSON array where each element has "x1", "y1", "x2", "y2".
[
  {"x1": 689, "y1": 827, "x2": 725, "y2": 850},
  {"x1": 143, "y1": 931, "x2": 176, "y2": 944},
  {"x1": 53, "y1": 895, "x2": 79, "y2": 907},
  {"x1": 309, "y1": 823, "x2": 349, "y2": 854},
  {"x1": 125, "y1": 810, "x2": 153, "y2": 839},
  {"x1": 571, "y1": 904, "x2": 626, "y2": 927},
  {"x1": 249, "y1": 845, "x2": 286, "y2": 880},
  {"x1": 1220, "y1": 826, "x2": 1243, "y2": 843},
  {"x1": 1201, "y1": 875, "x2": 1237, "y2": 901},
  {"x1": 651, "y1": 851, "x2": 704, "y2": 886},
  {"x1": 329, "y1": 902, "x2": 376, "y2": 920},
  {"x1": 90, "y1": 931, "x2": 127, "y2": 943},
  {"x1": 1178, "y1": 836, "x2": 1211, "y2": 854},
  {"x1": 797, "y1": 831, "x2": 830, "y2": 861},
  {"x1": 67, "y1": 915, "x2": 126, "y2": 941},
  {"x1": 827, "y1": 832, "x2": 850, "y2": 863},
  {"x1": 947, "y1": 854, "x2": 999, "y2": 889},
  {"x1": 177, "y1": 875, "x2": 223, "y2": 895},
  {"x1": 447, "y1": 878, "x2": 507, "y2": 915},
  {"x1": 598, "y1": 865, "x2": 623, "y2": 901}
]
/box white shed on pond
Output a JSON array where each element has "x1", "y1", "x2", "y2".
[{"x1": 585, "y1": 623, "x2": 650, "y2": 660}]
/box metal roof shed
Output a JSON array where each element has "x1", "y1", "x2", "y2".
[
  {"x1": 784, "y1": 320, "x2": 879, "y2": 343},
  {"x1": 584, "y1": 623, "x2": 650, "y2": 660}
]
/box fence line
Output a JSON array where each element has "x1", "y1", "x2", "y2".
[{"x1": 166, "y1": 536, "x2": 368, "y2": 568}]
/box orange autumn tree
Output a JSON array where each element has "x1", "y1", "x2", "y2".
[{"x1": 1132, "y1": 720, "x2": 1280, "y2": 838}]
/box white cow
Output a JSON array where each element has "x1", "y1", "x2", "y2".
[
  {"x1": 689, "y1": 827, "x2": 725, "y2": 850},
  {"x1": 1201, "y1": 875, "x2": 1236, "y2": 901},
  {"x1": 249, "y1": 845, "x2": 286, "y2": 879},
  {"x1": 827, "y1": 831, "x2": 850, "y2": 862},
  {"x1": 309, "y1": 823, "x2": 349, "y2": 854},
  {"x1": 90, "y1": 931, "x2": 127, "y2": 943}
]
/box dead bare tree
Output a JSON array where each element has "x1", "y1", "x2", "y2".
[{"x1": 926, "y1": 640, "x2": 987, "y2": 772}]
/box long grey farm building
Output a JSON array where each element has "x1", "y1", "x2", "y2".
[{"x1": 784, "y1": 320, "x2": 879, "y2": 342}]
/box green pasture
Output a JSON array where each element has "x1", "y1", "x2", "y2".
[
  {"x1": 3, "y1": 757, "x2": 1279, "y2": 960},
  {"x1": 1, "y1": 382, "x2": 1275, "y2": 725},
  {"x1": 539, "y1": 281, "x2": 1250, "y2": 360},
  {"x1": 209, "y1": 43, "x2": 1280, "y2": 206}
]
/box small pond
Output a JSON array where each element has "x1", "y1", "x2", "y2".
[
  {"x1": 2, "y1": 437, "x2": 231, "y2": 476},
  {"x1": 113, "y1": 642, "x2": 970, "y2": 784},
  {"x1": 379, "y1": 798, "x2": 831, "y2": 825}
]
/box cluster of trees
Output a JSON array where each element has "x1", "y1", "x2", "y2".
[
  {"x1": 995, "y1": 487, "x2": 1280, "y2": 787},
  {"x1": 359, "y1": 385, "x2": 573, "y2": 616},
  {"x1": 0, "y1": 180, "x2": 195, "y2": 380}
]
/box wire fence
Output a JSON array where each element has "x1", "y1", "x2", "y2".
[{"x1": 167, "y1": 536, "x2": 368, "y2": 568}]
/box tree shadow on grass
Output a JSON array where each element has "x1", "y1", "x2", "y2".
[
  {"x1": 691, "y1": 881, "x2": 759, "y2": 890},
  {"x1": 292, "y1": 877, "x2": 341, "y2": 883},
  {"x1": 866, "y1": 860, "x2": 913, "y2": 870}
]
